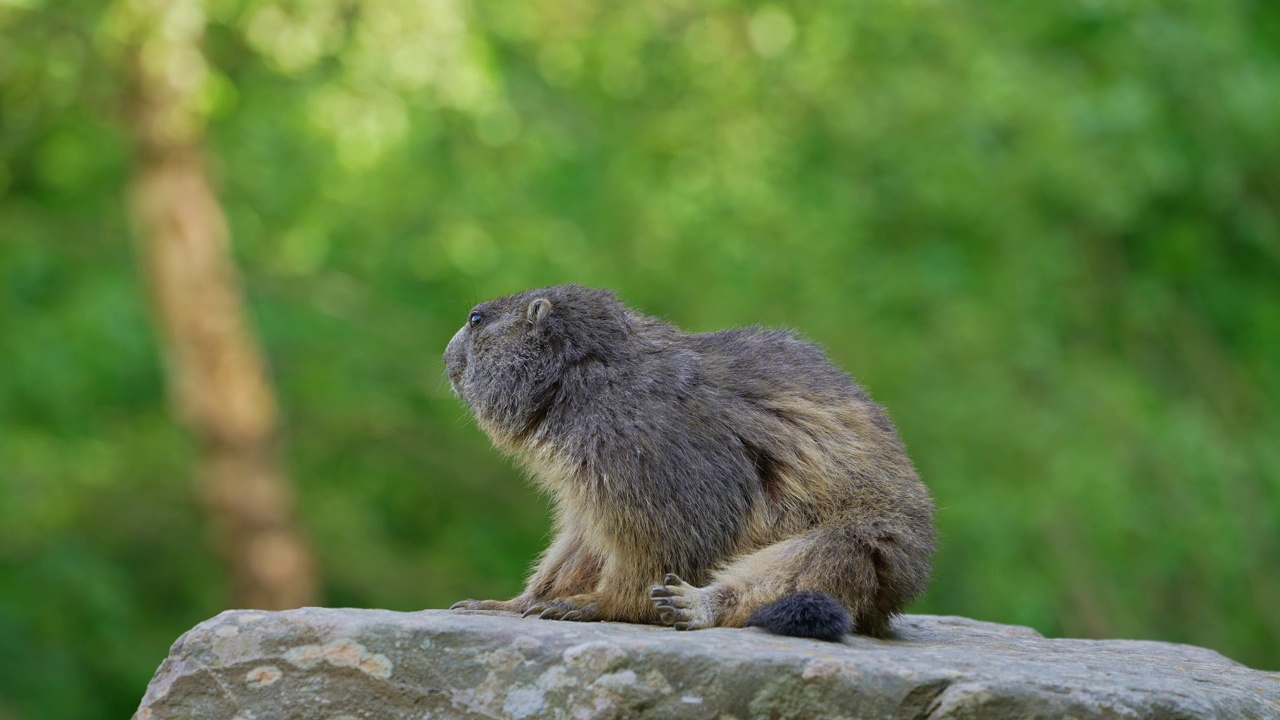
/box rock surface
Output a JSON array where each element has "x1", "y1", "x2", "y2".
[{"x1": 134, "y1": 608, "x2": 1280, "y2": 720}]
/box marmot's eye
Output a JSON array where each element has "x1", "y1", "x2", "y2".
[{"x1": 468, "y1": 312, "x2": 483, "y2": 328}]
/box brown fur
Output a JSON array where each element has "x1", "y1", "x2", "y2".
[{"x1": 444, "y1": 285, "x2": 935, "y2": 637}]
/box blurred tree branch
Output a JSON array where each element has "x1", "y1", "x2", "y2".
[{"x1": 121, "y1": 0, "x2": 317, "y2": 610}]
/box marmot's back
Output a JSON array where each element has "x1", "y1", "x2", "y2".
[{"x1": 683, "y1": 326, "x2": 927, "y2": 521}]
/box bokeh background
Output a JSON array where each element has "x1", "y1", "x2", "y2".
[{"x1": 3, "y1": 0, "x2": 1279, "y2": 717}]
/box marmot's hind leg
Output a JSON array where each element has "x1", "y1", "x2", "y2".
[{"x1": 651, "y1": 523, "x2": 925, "y2": 638}]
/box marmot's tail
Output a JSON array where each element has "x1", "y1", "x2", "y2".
[{"x1": 743, "y1": 591, "x2": 852, "y2": 641}]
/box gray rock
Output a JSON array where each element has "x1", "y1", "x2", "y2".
[{"x1": 133, "y1": 609, "x2": 1280, "y2": 720}]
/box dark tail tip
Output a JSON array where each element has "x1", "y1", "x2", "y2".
[{"x1": 743, "y1": 591, "x2": 853, "y2": 641}]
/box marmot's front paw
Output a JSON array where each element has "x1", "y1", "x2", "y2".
[
  {"x1": 650, "y1": 574, "x2": 718, "y2": 631},
  {"x1": 523, "y1": 594, "x2": 601, "y2": 622}
]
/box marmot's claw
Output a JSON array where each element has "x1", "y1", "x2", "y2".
[
  {"x1": 449, "y1": 600, "x2": 474, "y2": 610},
  {"x1": 523, "y1": 597, "x2": 599, "y2": 622},
  {"x1": 664, "y1": 573, "x2": 684, "y2": 586}
]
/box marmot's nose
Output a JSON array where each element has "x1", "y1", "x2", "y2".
[{"x1": 443, "y1": 326, "x2": 468, "y2": 368}]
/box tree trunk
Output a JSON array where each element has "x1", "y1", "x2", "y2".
[{"x1": 124, "y1": 0, "x2": 317, "y2": 610}]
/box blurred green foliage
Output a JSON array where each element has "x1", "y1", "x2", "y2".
[{"x1": 2, "y1": 0, "x2": 1279, "y2": 717}]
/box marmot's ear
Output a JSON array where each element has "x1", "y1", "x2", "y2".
[{"x1": 527, "y1": 298, "x2": 552, "y2": 327}]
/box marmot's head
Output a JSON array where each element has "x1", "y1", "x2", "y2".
[{"x1": 443, "y1": 284, "x2": 633, "y2": 439}]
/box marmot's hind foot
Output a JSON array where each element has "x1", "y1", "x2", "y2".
[{"x1": 650, "y1": 574, "x2": 717, "y2": 630}]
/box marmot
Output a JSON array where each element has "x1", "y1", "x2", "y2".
[{"x1": 444, "y1": 285, "x2": 935, "y2": 640}]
